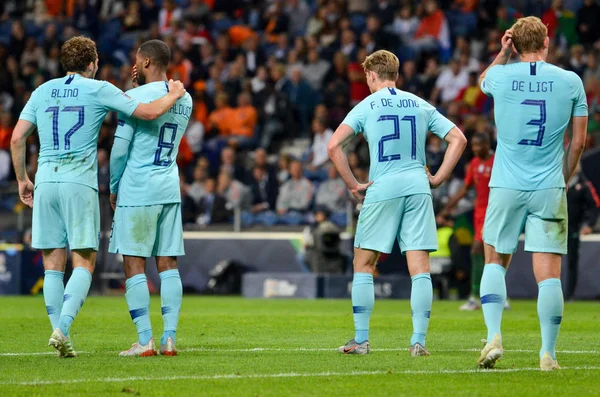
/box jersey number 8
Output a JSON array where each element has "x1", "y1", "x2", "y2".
[{"x1": 154, "y1": 122, "x2": 178, "y2": 166}]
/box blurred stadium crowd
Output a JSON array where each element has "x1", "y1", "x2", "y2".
[{"x1": 1, "y1": 0, "x2": 600, "y2": 231}]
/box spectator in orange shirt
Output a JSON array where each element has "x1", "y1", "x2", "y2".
[
  {"x1": 409, "y1": 0, "x2": 451, "y2": 59},
  {"x1": 193, "y1": 81, "x2": 209, "y2": 128},
  {"x1": 0, "y1": 112, "x2": 13, "y2": 150},
  {"x1": 158, "y1": 0, "x2": 182, "y2": 37},
  {"x1": 177, "y1": 135, "x2": 194, "y2": 172},
  {"x1": 229, "y1": 92, "x2": 258, "y2": 148},
  {"x1": 167, "y1": 48, "x2": 192, "y2": 86},
  {"x1": 263, "y1": 2, "x2": 289, "y2": 44},
  {"x1": 207, "y1": 92, "x2": 233, "y2": 138}
]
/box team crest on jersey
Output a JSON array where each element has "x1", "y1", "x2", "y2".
[
  {"x1": 121, "y1": 91, "x2": 132, "y2": 100},
  {"x1": 478, "y1": 164, "x2": 485, "y2": 173}
]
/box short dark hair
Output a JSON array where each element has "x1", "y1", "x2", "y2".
[
  {"x1": 61, "y1": 36, "x2": 97, "y2": 73},
  {"x1": 139, "y1": 40, "x2": 171, "y2": 69}
]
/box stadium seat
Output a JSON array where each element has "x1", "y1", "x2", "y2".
[{"x1": 349, "y1": 14, "x2": 367, "y2": 33}]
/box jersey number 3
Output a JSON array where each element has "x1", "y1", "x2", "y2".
[
  {"x1": 518, "y1": 99, "x2": 546, "y2": 147},
  {"x1": 377, "y1": 115, "x2": 416, "y2": 162},
  {"x1": 154, "y1": 123, "x2": 178, "y2": 166}
]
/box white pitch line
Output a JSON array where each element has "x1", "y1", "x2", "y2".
[
  {"x1": 1, "y1": 347, "x2": 598, "y2": 357},
  {"x1": 5, "y1": 366, "x2": 600, "y2": 386}
]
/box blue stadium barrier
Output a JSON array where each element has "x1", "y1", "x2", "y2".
[{"x1": 24, "y1": 21, "x2": 41, "y2": 38}]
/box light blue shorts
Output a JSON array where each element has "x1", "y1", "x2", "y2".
[
  {"x1": 483, "y1": 188, "x2": 567, "y2": 255},
  {"x1": 354, "y1": 194, "x2": 438, "y2": 254},
  {"x1": 32, "y1": 182, "x2": 100, "y2": 250},
  {"x1": 109, "y1": 203, "x2": 185, "y2": 258}
]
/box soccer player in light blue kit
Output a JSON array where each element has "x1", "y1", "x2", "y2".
[
  {"x1": 328, "y1": 50, "x2": 467, "y2": 355},
  {"x1": 476, "y1": 17, "x2": 588, "y2": 370},
  {"x1": 109, "y1": 40, "x2": 193, "y2": 357},
  {"x1": 10, "y1": 36, "x2": 186, "y2": 358}
]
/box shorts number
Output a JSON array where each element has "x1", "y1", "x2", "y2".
[
  {"x1": 154, "y1": 122, "x2": 178, "y2": 166},
  {"x1": 518, "y1": 99, "x2": 546, "y2": 147},
  {"x1": 377, "y1": 114, "x2": 417, "y2": 162},
  {"x1": 45, "y1": 106, "x2": 84, "y2": 150}
]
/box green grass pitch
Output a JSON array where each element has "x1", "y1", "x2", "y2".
[{"x1": 0, "y1": 297, "x2": 599, "y2": 396}]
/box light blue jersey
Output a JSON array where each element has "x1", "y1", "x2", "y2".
[
  {"x1": 481, "y1": 61, "x2": 588, "y2": 190},
  {"x1": 19, "y1": 74, "x2": 140, "y2": 189},
  {"x1": 342, "y1": 87, "x2": 456, "y2": 204},
  {"x1": 114, "y1": 81, "x2": 193, "y2": 206}
]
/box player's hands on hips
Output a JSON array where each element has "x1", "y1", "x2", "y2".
[
  {"x1": 18, "y1": 179, "x2": 34, "y2": 208},
  {"x1": 350, "y1": 181, "x2": 373, "y2": 202},
  {"x1": 131, "y1": 65, "x2": 139, "y2": 88},
  {"x1": 168, "y1": 79, "x2": 186, "y2": 98},
  {"x1": 425, "y1": 167, "x2": 442, "y2": 189}
]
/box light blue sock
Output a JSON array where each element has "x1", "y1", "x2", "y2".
[
  {"x1": 125, "y1": 274, "x2": 153, "y2": 346},
  {"x1": 480, "y1": 264, "x2": 507, "y2": 343},
  {"x1": 58, "y1": 267, "x2": 92, "y2": 337},
  {"x1": 410, "y1": 273, "x2": 432, "y2": 347},
  {"x1": 44, "y1": 270, "x2": 64, "y2": 331},
  {"x1": 160, "y1": 269, "x2": 182, "y2": 345},
  {"x1": 352, "y1": 272, "x2": 374, "y2": 343},
  {"x1": 538, "y1": 278, "x2": 563, "y2": 360}
]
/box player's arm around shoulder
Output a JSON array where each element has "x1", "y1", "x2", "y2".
[{"x1": 132, "y1": 80, "x2": 187, "y2": 121}]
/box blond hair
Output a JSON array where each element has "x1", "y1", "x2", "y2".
[
  {"x1": 362, "y1": 50, "x2": 399, "y2": 82},
  {"x1": 511, "y1": 16, "x2": 547, "y2": 55}
]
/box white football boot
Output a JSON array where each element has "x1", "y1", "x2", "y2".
[
  {"x1": 48, "y1": 328, "x2": 77, "y2": 358},
  {"x1": 477, "y1": 334, "x2": 503, "y2": 368},
  {"x1": 119, "y1": 337, "x2": 157, "y2": 357}
]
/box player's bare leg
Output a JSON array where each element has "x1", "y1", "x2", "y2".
[
  {"x1": 156, "y1": 256, "x2": 182, "y2": 356},
  {"x1": 406, "y1": 250, "x2": 432, "y2": 356},
  {"x1": 338, "y1": 248, "x2": 378, "y2": 355},
  {"x1": 477, "y1": 244, "x2": 511, "y2": 368},
  {"x1": 120, "y1": 256, "x2": 157, "y2": 357},
  {"x1": 49, "y1": 249, "x2": 96, "y2": 358},
  {"x1": 533, "y1": 252, "x2": 563, "y2": 371}
]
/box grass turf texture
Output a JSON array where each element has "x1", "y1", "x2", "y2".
[{"x1": 0, "y1": 297, "x2": 599, "y2": 396}]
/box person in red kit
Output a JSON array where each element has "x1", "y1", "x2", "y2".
[{"x1": 441, "y1": 133, "x2": 510, "y2": 311}]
